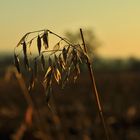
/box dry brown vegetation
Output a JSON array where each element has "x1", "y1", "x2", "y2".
[
  {"x1": 13, "y1": 29, "x2": 109, "y2": 140},
  {"x1": 0, "y1": 71, "x2": 140, "y2": 140},
  {"x1": 0, "y1": 29, "x2": 140, "y2": 140}
]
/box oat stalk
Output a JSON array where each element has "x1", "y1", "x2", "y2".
[
  {"x1": 14, "y1": 28, "x2": 110, "y2": 140},
  {"x1": 80, "y1": 28, "x2": 110, "y2": 140}
]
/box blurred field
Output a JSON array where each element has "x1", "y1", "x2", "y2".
[{"x1": 0, "y1": 64, "x2": 140, "y2": 140}]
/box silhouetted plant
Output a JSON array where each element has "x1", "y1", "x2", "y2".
[
  {"x1": 14, "y1": 29, "x2": 86, "y2": 98},
  {"x1": 14, "y1": 28, "x2": 110, "y2": 140}
]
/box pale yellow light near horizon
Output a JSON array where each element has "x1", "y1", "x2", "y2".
[{"x1": 0, "y1": 0, "x2": 140, "y2": 59}]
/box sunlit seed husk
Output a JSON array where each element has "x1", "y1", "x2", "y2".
[
  {"x1": 44, "y1": 66, "x2": 53, "y2": 80},
  {"x1": 54, "y1": 68, "x2": 61, "y2": 84},
  {"x1": 44, "y1": 67, "x2": 53, "y2": 90}
]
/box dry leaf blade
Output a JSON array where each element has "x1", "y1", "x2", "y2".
[
  {"x1": 43, "y1": 31, "x2": 49, "y2": 49},
  {"x1": 41, "y1": 54, "x2": 45, "y2": 70},
  {"x1": 14, "y1": 54, "x2": 20, "y2": 73},
  {"x1": 23, "y1": 41, "x2": 27, "y2": 57},
  {"x1": 37, "y1": 35, "x2": 42, "y2": 55}
]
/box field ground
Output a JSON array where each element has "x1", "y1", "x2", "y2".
[{"x1": 0, "y1": 71, "x2": 140, "y2": 140}]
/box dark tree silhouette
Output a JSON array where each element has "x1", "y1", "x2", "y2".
[{"x1": 65, "y1": 28, "x2": 101, "y2": 60}]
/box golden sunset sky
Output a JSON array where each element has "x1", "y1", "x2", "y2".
[{"x1": 0, "y1": 0, "x2": 140, "y2": 58}]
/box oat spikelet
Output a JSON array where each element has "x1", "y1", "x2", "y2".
[
  {"x1": 62, "y1": 47, "x2": 67, "y2": 63},
  {"x1": 41, "y1": 54, "x2": 45, "y2": 71},
  {"x1": 54, "y1": 68, "x2": 61, "y2": 84},
  {"x1": 14, "y1": 54, "x2": 20, "y2": 73},
  {"x1": 23, "y1": 41, "x2": 27, "y2": 57},
  {"x1": 43, "y1": 31, "x2": 49, "y2": 49},
  {"x1": 37, "y1": 35, "x2": 42, "y2": 55}
]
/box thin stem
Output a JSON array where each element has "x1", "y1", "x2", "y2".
[
  {"x1": 14, "y1": 70, "x2": 48, "y2": 139},
  {"x1": 27, "y1": 29, "x2": 45, "y2": 34},
  {"x1": 48, "y1": 30, "x2": 73, "y2": 46},
  {"x1": 80, "y1": 28, "x2": 110, "y2": 140}
]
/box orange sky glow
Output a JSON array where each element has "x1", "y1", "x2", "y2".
[{"x1": 0, "y1": 0, "x2": 140, "y2": 59}]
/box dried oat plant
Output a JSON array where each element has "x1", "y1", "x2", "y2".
[{"x1": 14, "y1": 28, "x2": 110, "y2": 140}]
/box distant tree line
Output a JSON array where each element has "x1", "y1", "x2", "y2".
[
  {"x1": 93, "y1": 57, "x2": 140, "y2": 72},
  {"x1": 0, "y1": 55, "x2": 140, "y2": 77},
  {"x1": 0, "y1": 28, "x2": 140, "y2": 76}
]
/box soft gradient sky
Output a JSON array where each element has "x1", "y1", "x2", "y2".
[{"x1": 0, "y1": 0, "x2": 140, "y2": 58}]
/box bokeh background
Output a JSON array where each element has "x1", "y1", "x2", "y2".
[{"x1": 0, "y1": 0, "x2": 140, "y2": 140}]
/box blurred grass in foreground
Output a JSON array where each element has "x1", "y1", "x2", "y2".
[{"x1": 0, "y1": 55, "x2": 140, "y2": 140}]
